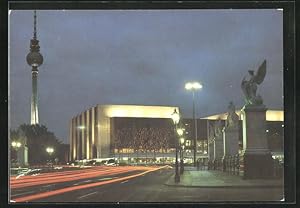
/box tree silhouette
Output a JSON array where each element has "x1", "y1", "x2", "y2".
[{"x1": 10, "y1": 124, "x2": 63, "y2": 165}]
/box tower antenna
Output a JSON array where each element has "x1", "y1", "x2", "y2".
[{"x1": 33, "y1": 10, "x2": 37, "y2": 39}]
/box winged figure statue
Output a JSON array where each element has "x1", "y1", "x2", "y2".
[{"x1": 241, "y1": 60, "x2": 267, "y2": 106}]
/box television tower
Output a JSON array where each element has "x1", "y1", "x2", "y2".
[{"x1": 26, "y1": 10, "x2": 43, "y2": 125}]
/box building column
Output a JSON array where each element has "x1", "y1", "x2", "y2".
[
  {"x1": 86, "y1": 110, "x2": 90, "y2": 159},
  {"x1": 91, "y1": 107, "x2": 95, "y2": 158},
  {"x1": 76, "y1": 116, "x2": 80, "y2": 160},
  {"x1": 72, "y1": 118, "x2": 76, "y2": 161},
  {"x1": 81, "y1": 113, "x2": 85, "y2": 159},
  {"x1": 69, "y1": 119, "x2": 73, "y2": 161}
]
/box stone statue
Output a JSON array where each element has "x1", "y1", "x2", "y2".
[
  {"x1": 214, "y1": 119, "x2": 223, "y2": 137},
  {"x1": 241, "y1": 60, "x2": 267, "y2": 106},
  {"x1": 225, "y1": 101, "x2": 239, "y2": 129}
]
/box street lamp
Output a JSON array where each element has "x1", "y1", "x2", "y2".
[
  {"x1": 46, "y1": 147, "x2": 54, "y2": 167},
  {"x1": 12, "y1": 141, "x2": 22, "y2": 148},
  {"x1": 46, "y1": 147, "x2": 54, "y2": 154},
  {"x1": 11, "y1": 141, "x2": 22, "y2": 165},
  {"x1": 185, "y1": 81, "x2": 203, "y2": 167},
  {"x1": 177, "y1": 128, "x2": 184, "y2": 137},
  {"x1": 171, "y1": 109, "x2": 180, "y2": 183}
]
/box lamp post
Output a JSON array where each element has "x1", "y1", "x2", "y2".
[
  {"x1": 185, "y1": 81, "x2": 203, "y2": 167},
  {"x1": 11, "y1": 141, "x2": 22, "y2": 166},
  {"x1": 179, "y1": 137, "x2": 185, "y2": 174},
  {"x1": 171, "y1": 109, "x2": 180, "y2": 183},
  {"x1": 177, "y1": 128, "x2": 185, "y2": 174}
]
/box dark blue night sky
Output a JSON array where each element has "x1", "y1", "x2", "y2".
[{"x1": 9, "y1": 9, "x2": 283, "y2": 143}]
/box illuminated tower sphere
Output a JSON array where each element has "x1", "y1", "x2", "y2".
[{"x1": 26, "y1": 10, "x2": 43, "y2": 125}]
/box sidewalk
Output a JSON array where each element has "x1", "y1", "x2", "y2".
[{"x1": 164, "y1": 168, "x2": 283, "y2": 188}]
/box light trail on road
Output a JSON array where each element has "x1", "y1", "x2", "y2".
[
  {"x1": 11, "y1": 165, "x2": 167, "y2": 202},
  {"x1": 11, "y1": 166, "x2": 154, "y2": 189}
]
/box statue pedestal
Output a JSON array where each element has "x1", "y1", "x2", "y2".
[
  {"x1": 222, "y1": 126, "x2": 239, "y2": 171},
  {"x1": 223, "y1": 126, "x2": 239, "y2": 157},
  {"x1": 241, "y1": 105, "x2": 273, "y2": 179},
  {"x1": 214, "y1": 134, "x2": 224, "y2": 160}
]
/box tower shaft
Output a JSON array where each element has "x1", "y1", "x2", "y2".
[
  {"x1": 31, "y1": 67, "x2": 39, "y2": 124},
  {"x1": 27, "y1": 10, "x2": 43, "y2": 125}
]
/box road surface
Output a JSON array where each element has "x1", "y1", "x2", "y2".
[{"x1": 10, "y1": 165, "x2": 283, "y2": 202}]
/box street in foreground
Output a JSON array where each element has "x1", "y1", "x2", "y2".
[{"x1": 10, "y1": 165, "x2": 284, "y2": 202}]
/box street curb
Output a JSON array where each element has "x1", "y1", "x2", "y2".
[{"x1": 163, "y1": 183, "x2": 283, "y2": 188}]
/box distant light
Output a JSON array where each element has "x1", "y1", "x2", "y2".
[
  {"x1": 11, "y1": 141, "x2": 21, "y2": 148},
  {"x1": 185, "y1": 82, "x2": 203, "y2": 90},
  {"x1": 46, "y1": 147, "x2": 54, "y2": 153},
  {"x1": 266, "y1": 129, "x2": 269, "y2": 133},
  {"x1": 11, "y1": 141, "x2": 16, "y2": 147},
  {"x1": 179, "y1": 137, "x2": 185, "y2": 145},
  {"x1": 185, "y1": 83, "x2": 193, "y2": 90},
  {"x1": 177, "y1": 128, "x2": 184, "y2": 136},
  {"x1": 185, "y1": 123, "x2": 188, "y2": 126},
  {"x1": 282, "y1": 124, "x2": 284, "y2": 127},
  {"x1": 276, "y1": 8, "x2": 283, "y2": 11},
  {"x1": 78, "y1": 126, "x2": 85, "y2": 130},
  {"x1": 192, "y1": 82, "x2": 203, "y2": 89}
]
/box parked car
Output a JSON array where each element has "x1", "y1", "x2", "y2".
[{"x1": 105, "y1": 159, "x2": 117, "y2": 166}]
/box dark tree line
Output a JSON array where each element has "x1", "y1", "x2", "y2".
[{"x1": 10, "y1": 124, "x2": 66, "y2": 165}]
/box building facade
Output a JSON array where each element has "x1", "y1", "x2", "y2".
[{"x1": 69, "y1": 105, "x2": 179, "y2": 161}]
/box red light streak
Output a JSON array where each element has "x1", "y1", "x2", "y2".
[
  {"x1": 11, "y1": 166, "x2": 157, "y2": 189},
  {"x1": 12, "y1": 166, "x2": 166, "y2": 202}
]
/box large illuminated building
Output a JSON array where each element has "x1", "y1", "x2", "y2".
[
  {"x1": 69, "y1": 105, "x2": 179, "y2": 161},
  {"x1": 69, "y1": 104, "x2": 283, "y2": 162}
]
